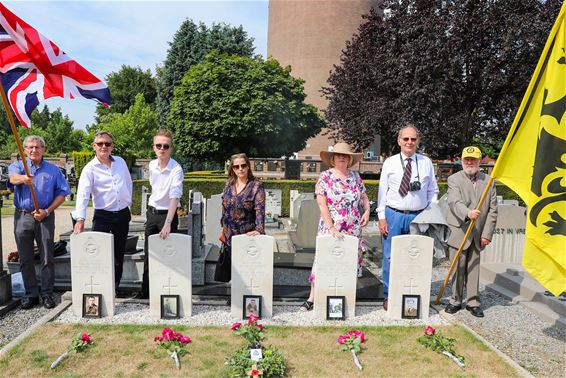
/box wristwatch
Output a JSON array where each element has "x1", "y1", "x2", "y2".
[
  {"x1": 44, "y1": 208, "x2": 50, "y2": 216},
  {"x1": 166, "y1": 218, "x2": 172, "y2": 224}
]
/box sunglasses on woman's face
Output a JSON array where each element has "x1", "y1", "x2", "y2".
[
  {"x1": 154, "y1": 143, "x2": 170, "y2": 150},
  {"x1": 95, "y1": 142, "x2": 112, "y2": 147},
  {"x1": 232, "y1": 163, "x2": 248, "y2": 170}
]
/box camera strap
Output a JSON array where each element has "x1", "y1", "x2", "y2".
[{"x1": 400, "y1": 154, "x2": 420, "y2": 182}]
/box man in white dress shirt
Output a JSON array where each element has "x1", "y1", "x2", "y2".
[
  {"x1": 136, "y1": 129, "x2": 183, "y2": 299},
  {"x1": 73, "y1": 131, "x2": 133, "y2": 290},
  {"x1": 377, "y1": 125, "x2": 439, "y2": 310}
]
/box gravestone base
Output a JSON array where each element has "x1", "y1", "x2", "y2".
[
  {"x1": 192, "y1": 257, "x2": 206, "y2": 286},
  {"x1": 0, "y1": 271, "x2": 12, "y2": 305}
]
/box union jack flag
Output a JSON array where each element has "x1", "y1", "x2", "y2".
[{"x1": 0, "y1": 3, "x2": 110, "y2": 128}]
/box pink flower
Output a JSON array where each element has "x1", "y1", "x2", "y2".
[
  {"x1": 348, "y1": 330, "x2": 365, "y2": 343},
  {"x1": 231, "y1": 322, "x2": 242, "y2": 331},
  {"x1": 337, "y1": 335, "x2": 348, "y2": 344},
  {"x1": 162, "y1": 328, "x2": 174, "y2": 339},
  {"x1": 153, "y1": 336, "x2": 160, "y2": 342},
  {"x1": 179, "y1": 336, "x2": 191, "y2": 344},
  {"x1": 248, "y1": 314, "x2": 259, "y2": 325},
  {"x1": 81, "y1": 332, "x2": 91, "y2": 343},
  {"x1": 424, "y1": 326, "x2": 436, "y2": 337},
  {"x1": 256, "y1": 323, "x2": 264, "y2": 331}
]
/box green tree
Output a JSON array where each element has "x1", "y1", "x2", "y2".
[
  {"x1": 323, "y1": 0, "x2": 562, "y2": 157},
  {"x1": 169, "y1": 52, "x2": 325, "y2": 163},
  {"x1": 95, "y1": 93, "x2": 158, "y2": 158},
  {"x1": 95, "y1": 65, "x2": 157, "y2": 122},
  {"x1": 156, "y1": 20, "x2": 255, "y2": 124}
]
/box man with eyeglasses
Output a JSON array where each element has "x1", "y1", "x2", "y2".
[
  {"x1": 135, "y1": 129, "x2": 183, "y2": 299},
  {"x1": 377, "y1": 125, "x2": 439, "y2": 311},
  {"x1": 8, "y1": 135, "x2": 71, "y2": 309},
  {"x1": 73, "y1": 131, "x2": 133, "y2": 292}
]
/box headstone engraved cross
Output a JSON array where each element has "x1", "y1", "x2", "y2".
[
  {"x1": 71, "y1": 232, "x2": 115, "y2": 317},
  {"x1": 149, "y1": 234, "x2": 192, "y2": 319},
  {"x1": 231, "y1": 235, "x2": 274, "y2": 319},
  {"x1": 388, "y1": 235, "x2": 434, "y2": 321},
  {"x1": 313, "y1": 235, "x2": 358, "y2": 320}
]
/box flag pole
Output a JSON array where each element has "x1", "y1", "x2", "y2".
[
  {"x1": 434, "y1": 176, "x2": 495, "y2": 305},
  {"x1": 0, "y1": 80, "x2": 40, "y2": 212}
]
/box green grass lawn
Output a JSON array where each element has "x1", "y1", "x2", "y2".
[{"x1": 0, "y1": 323, "x2": 516, "y2": 377}]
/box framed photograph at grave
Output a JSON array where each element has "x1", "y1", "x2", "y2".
[
  {"x1": 82, "y1": 294, "x2": 102, "y2": 318},
  {"x1": 161, "y1": 295, "x2": 180, "y2": 319},
  {"x1": 326, "y1": 296, "x2": 345, "y2": 320},
  {"x1": 243, "y1": 295, "x2": 262, "y2": 319},
  {"x1": 402, "y1": 294, "x2": 420, "y2": 319}
]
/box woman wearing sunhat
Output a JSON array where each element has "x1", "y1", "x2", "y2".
[{"x1": 299, "y1": 142, "x2": 371, "y2": 311}]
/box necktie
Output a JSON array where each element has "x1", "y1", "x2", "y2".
[{"x1": 399, "y1": 157, "x2": 412, "y2": 197}]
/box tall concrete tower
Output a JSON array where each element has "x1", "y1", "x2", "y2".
[{"x1": 268, "y1": 0, "x2": 380, "y2": 159}]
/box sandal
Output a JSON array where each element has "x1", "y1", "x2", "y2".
[{"x1": 299, "y1": 301, "x2": 314, "y2": 312}]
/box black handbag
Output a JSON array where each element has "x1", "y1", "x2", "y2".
[{"x1": 214, "y1": 244, "x2": 231, "y2": 282}]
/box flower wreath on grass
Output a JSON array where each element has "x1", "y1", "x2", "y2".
[
  {"x1": 417, "y1": 325, "x2": 465, "y2": 368},
  {"x1": 337, "y1": 330, "x2": 366, "y2": 370},
  {"x1": 51, "y1": 332, "x2": 94, "y2": 369},
  {"x1": 227, "y1": 314, "x2": 286, "y2": 378},
  {"x1": 154, "y1": 327, "x2": 192, "y2": 369}
]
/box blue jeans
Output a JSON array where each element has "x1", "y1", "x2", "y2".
[{"x1": 381, "y1": 207, "x2": 418, "y2": 298}]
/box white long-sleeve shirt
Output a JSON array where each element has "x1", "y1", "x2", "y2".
[
  {"x1": 74, "y1": 155, "x2": 133, "y2": 219},
  {"x1": 148, "y1": 158, "x2": 183, "y2": 210},
  {"x1": 377, "y1": 152, "x2": 439, "y2": 219}
]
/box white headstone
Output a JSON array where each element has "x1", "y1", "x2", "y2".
[
  {"x1": 149, "y1": 233, "x2": 192, "y2": 318},
  {"x1": 204, "y1": 194, "x2": 223, "y2": 247},
  {"x1": 231, "y1": 235, "x2": 274, "y2": 319},
  {"x1": 70, "y1": 232, "x2": 115, "y2": 317},
  {"x1": 289, "y1": 190, "x2": 300, "y2": 219},
  {"x1": 313, "y1": 235, "x2": 358, "y2": 319},
  {"x1": 388, "y1": 235, "x2": 434, "y2": 321},
  {"x1": 265, "y1": 189, "x2": 282, "y2": 222}
]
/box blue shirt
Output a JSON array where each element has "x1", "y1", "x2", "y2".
[{"x1": 8, "y1": 158, "x2": 71, "y2": 211}]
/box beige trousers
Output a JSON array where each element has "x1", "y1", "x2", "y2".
[{"x1": 449, "y1": 245, "x2": 481, "y2": 307}]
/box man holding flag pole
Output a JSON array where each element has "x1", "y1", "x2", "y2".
[
  {"x1": 436, "y1": 2, "x2": 566, "y2": 304},
  {"x1": 0, "y1": 3, "x2": 111, "y2": 305}
]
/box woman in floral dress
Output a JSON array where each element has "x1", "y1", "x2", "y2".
[
  {"x1": 299, "y1": 143, "x2": 370, "y2": 311},
  {"x1": 218, "y1": 153, "x2": 265, "y2": 281}
]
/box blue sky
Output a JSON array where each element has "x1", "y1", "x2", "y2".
[{"x1": 4, "y1": 1, "x2": 269, "y2": 129}]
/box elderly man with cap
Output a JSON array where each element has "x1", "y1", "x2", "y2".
[
  {"x1": 445, "y1": 146, "x2": 497, "y2": 318},
  {"x1": 299, "y1": 142, "x2": 370, "y2": 311},
  {"x1": 377, "y1": 124, "x2": 439, "y2": 311}
]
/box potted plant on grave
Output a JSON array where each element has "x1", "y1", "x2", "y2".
[
  {"x1": 6, "y1": 251, "x2": 20, "y2": 274},
  {"x1": 226, "y1": 315, "x2": 286, "y2": 377}
]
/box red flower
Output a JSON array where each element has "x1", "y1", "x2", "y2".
[
  {"x1": 348, "y1": 330, "x2": 365, "y2": 343},
  {"x1": 247, "y1": 314, "x2": 259, "y2": 325},
  {"x1": 179, "y1": 336, "x2": 192, "y2": 344},
  {"x1": 337, "y1": 335, "x2": 348, "y2": 345},
  {"x1": 424, "y1": 325, "x2": 436, "y2": 337},
  {"x1": 162, "y1": 328, "x2": 174, "y2": 339},
  {"x1": 231, "y1": 322, "x2": 242, "y2": 331},
  {"x1": 256, "y1": 323, "x2": 264, "y2": 331},
  {"x1": 81, "y1": 332, "x2": 91, "y2": 343}
]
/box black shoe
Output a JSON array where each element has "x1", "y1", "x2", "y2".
[
  {"x1": 445, "y1": 303, "x2": 462, "y2": 314},
  {"x1": 466, "y1": 305, "x2": 484, "y2": 318},
  {"x1": 299, "y1": 301, "x2": 314, "y2": 312},
  {"x1": 42, "y1": 295, "x2": 56, "y2": 309},
  {"x1": 21, "y1": 296, "x2": 39, "y2": 309}
]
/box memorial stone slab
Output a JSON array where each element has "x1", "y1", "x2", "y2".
[
  {"x1": 204, "y1": 194, "x2": 222, "y2": 247},
  {"x1": 149, "y1": 233, "x2": 192, "y2": 318},
  {"x1": 482, "y1": 204, "x2": 527, "y2": 264},
  {"x1": 313, "y1": 235, "x2": 358, "y2": 319},
  {"x1": 71, "y1": 232, "x2": 115, "y2": 317},
  {"x1": 265, "y1": 189, "x2": 282, "y2": 222},
  {"x1": 231, "y1": 235, "x2": 274, "y2": 319},
  {"x1": 388, "y1": 235, "x2": 434, "y2": 321},
  {"x1": 289, "y1": 190, "x2": 299, "y2": 219}
]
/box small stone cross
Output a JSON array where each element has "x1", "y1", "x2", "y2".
[
  {"x1": 84, "y1": 275, "x2": 100, "y2": 294},
  {"x1": 163, "y1": 277, "x2": 178, "y2": 295},
  {"x1": 328, "y1": 278, "x2": 344, "y2": 296}
]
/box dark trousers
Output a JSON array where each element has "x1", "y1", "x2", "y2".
[
  {"x1": 14, "y1": 211, "x2": 55, "y2": 298},
  {"x1": 92, "y1": 207, "x2": 131, "y2": 288},
  {"x1": 142, "y1": 209, "x2": 179, "y2": 297}
]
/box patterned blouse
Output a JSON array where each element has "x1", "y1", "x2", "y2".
[
  {"x1": 221, "y1": 178, "x2": 266, "y2": 246},
  {"x1": 315, "y1": 169, "x2": 367, "y2": 251}
]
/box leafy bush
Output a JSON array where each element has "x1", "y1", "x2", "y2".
[{"x1": 226, "y1": 346, "x2": 286, "y2": 378}]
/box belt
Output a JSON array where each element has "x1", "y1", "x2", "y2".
[
  {"x1": 16, "y1": 208, "x2": 34, "y2": 215},
  {"x1": 387, "y1": 206, "x2": 423, "y2": 215},
  {"x1": 148, "y1": 206, "x2": 168, "y2": 215},
  {"x1": 94, "y1": 207, "x2": 129, "y2": 215}
]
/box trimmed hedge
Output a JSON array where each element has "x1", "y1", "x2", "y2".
[
  {"x1": 71, "y1": 151, "x2": 94, "y2": 177},
  {"x1": 131, "y1": 178, "x2": 522, "y2": 216}
]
